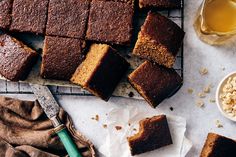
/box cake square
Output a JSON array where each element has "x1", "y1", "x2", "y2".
[
  {"x1": 10, "y1": 0, "x2": 49, "y2": 34},
  {"x1": 139, "y1": 0, "x2": 182, "y2": 9},
  {"x1": 93, "y1": 0, "x2": 134, "y2": 6},
  {"x1": 127, "y1": 115, "x2": 172, "y2": 156},
  {"x1": 71, "y1": 44, "x2": 130, "y2": 101},
  {"x1": 41, "y1": 36, "x2": 86, "y2": 80},
  {"x1": 46, "y1": 0, "x2": 90, "y2": 39},
  {"x1": 133, "y1": 11, "x2": 185, "y2": 68},
  {"x1": 0, "y1": 0, "x2": 12, "y2": 30},
  {"x1": 200, "y1": 133, "x2": 236, "y2": 157},
  {"x1": 86, "y1": 1, "x2": 134, "y2": 45},
  {"x1": 0, "y1": 34, "x2": 38, "y2": 81},
  {"x1": 128, "y1": 61, "x2": 182, "y2": 108}
]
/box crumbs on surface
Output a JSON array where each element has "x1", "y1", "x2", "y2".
[
  {"x1": 91, "y1": 114, "x2": 99, "y2": 121},
  {"x1": 187, "y1": 88, "x2": 194, "y2": 94},
  {"x1": 115, "y1": 126, "x2": 122, "y2": 131},
  {"x1": 199, "y1": 67, "x2": 208, "y2": 75},
  {"x1": 196, "y1": 100, "x2": 204, "y2": 108},
  {"x1": 169, "y1": 107, "x2": 174, "y2": 111},
  {"x1": 203, "y1": 85, "x2": 211, "y2": 93},
  {"x1": 215, "y1": 120, "x2": 223, "y2": 128},
  {"x1": 198, "y1": 92, "x2": 206, "y2": 98},
  {"x1": 103, "y1": 124, "x2": 107, "y2": 128},
  {"x1": 128, "y1": 92, "x2": 134, "y2": 97},
  {"x1": 209, "y1": 98, "x2": 215, "y2": 103}
]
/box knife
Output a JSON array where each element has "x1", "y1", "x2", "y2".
[{"x1": 30, "y1": 83, "x2": 82, "y2": 157}]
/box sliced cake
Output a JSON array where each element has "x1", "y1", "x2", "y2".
[
  {"x1": 94, "y1": 0, "x2": 134, "y2": 6},
  {"x1": 71, "y1": 44, "x2": 130, "y2": 101},
  {"x1": 127, "y1": 115, "x2": 172, "y2": 156},
  {"x1": 139, "y1": 0, "x2": 182, "y2": 9},
  {"x1": 200, "y1": 133, "x2": 236, "y2": 157},
  {"x1": 86, "y1": 1, "x2": 134, "y2": 45},
  {"x1": 41, "y1": 36, "x2": 85, "y2": 80},
  {"x1": 46, "y1": 0, "x2": 90, "y2": 39},
  {"x1": 0, "y1": 34, "x2": 38, "y2": 81},
  {"x1": 10, "y1": 0, "x2": 49, "y2": 34},
  {"x1": 0, "y1": 0, "x2": 13, "y2": 30},
  {"x1": 133, "y1": 11, "x2": 185, "y2": 68},
  {"x1": 128, "y1": 61, "x2": 182, "y2": 108}
]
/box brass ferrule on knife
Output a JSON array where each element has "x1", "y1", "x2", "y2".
[
  {"x1": 54, "y1": 124, "x2": 66, "y2": 133},
  {"x1": 51, "y1": 116, "x2": 62, "y2": 127}
]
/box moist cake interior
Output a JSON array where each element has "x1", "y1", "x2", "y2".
[
  {"x1": 134, "y1": 32, "x2": 176, "y2": 68},
  {"x1": 71, "y1": 44, "x2": 109, "y2": 86}
]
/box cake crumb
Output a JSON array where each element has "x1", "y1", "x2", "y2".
[
  {"x1": 196, "y1": 100, "x2": 204, "y2": 108},
  {"x1": 209, "y1": 99, "x2": 216, "y2": 103},
  {"x1": 198, "y1": 92, "x2": 206, "y2": 98},
  {"x1": 169, "y1": 107, "x2": 174, "y2": 111},
  {"x1": 95, "y1": 115, "x2": 99, "y2": 121},
  {"x1": 203, "y1": 85, "x2": 211, "y2": 93},
  {"x1": 103, "y1": 124, "x2": 107, "y2": 128},
  {"x1": 187, "y1": 88, "x2": 194, "y2": 94},
  {"x1": 199, "y1": 68, "x2": 208, "y2": 75},
  {"x1": 215, "y1": 120, "x2": 223, "y2": 128},
  {"x1": 128, "y1": 92, "x2": 134, "y2": 97},
  {"x1": 115, "y1": 126, "x2": 122, "y2": 131},
  {"x1": 133, "y1": 128, "x2": 137, "y2": 131},
  {"x1": 128, "y1": 123, "x2": 131, "y2": 126},
  {"x1": 91, "y1": 115, "x2": 99, "y2": 121}
]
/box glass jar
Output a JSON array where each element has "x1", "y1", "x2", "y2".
[{"x1": 194, "y1": 0, "x2": 236, "y2": 45}]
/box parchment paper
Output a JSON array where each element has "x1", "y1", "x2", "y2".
[{"x1": 99, "y1": 106, "x2": 192, "y2": 157}]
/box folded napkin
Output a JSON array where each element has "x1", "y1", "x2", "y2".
[{"x1": 0, "y1": 96, "x2": 96, "y2": 157}]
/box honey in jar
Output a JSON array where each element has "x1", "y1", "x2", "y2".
[{"x1": 194, "y1": 0, "x2": 236, "y2": 45}]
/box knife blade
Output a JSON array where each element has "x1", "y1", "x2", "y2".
[
  {"x1": 30, "y1": 83, "x2": 82, "y2": 157},
  {"x1": 30, "y1": 83, "x2": 59, "y2": 120}
]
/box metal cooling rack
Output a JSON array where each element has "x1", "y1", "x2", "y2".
[{"x1": 0, "y1": 5, "x2": 184, "y2": 96}]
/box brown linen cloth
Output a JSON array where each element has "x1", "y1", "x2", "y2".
[{"x1": 0, "y1": 96, "x2": 96, "y2": 157}]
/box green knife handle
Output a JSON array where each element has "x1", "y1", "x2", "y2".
[{"x1": 56, "y1": 127, "x2": 82, "y2": 157}]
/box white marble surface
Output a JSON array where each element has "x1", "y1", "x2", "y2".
[{"x1": 1, "y1": 0, "x2": 236, "y2": 157}]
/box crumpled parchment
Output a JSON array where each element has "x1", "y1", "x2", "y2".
[{"x1": 99, "y1": 106, "x2": 192, "y2": 157}]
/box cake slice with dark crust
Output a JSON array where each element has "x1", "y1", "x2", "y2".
[
  {"x1": 133, "y1": 11, "x2": 185, "y2": 68},
  {"x1": 71, "y1": 44, "x2": 129, "y2": 101},
  {"x1": 200, "y1": 133, "x2": 236, "y2": 157},
  {"x1": 127, "y1": 115, "x2": 172, "y2": 156},
  {"x1": 46, "y1": 0, "x2": 90, "y2": 39},
  {"x1": 0, "y1": 0, "x2": 13, "y2": 30},
  {"x1": 128, "y1": 61, "x2": 182, "y2": 108},
  {"x1": 94, "y1": 0, "x2": 134, "y2": 6},
  {"x1": 0, "y1": 34, "x2": 38, "y2": 81},
  {"x1": 41, "y1": 36, "x2": 86, "y2": 80},
  {"x1": 139, "y1": 0, "x2": 182, "y2": 9},
  {"x1": 10, "y1": 0, "x2": 49, "y2": 34},
  {"x1": 86, "y1": 1, "x2": 134, "y2": 45}
]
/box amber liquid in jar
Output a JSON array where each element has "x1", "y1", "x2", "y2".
[{"x1": 194, "y1": 0, "x2": 236, "y2": 45}]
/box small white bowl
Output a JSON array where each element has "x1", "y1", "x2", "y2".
[{"x1": 216, "y1": 71, "x2": 236, "y2": 122}]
